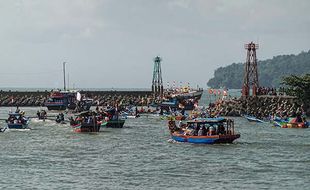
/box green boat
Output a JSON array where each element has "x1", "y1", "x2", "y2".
[{"x1": 101, "y1": 119, "x2": 125, "y2": 128}]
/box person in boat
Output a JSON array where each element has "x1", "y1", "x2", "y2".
[
  {"x1": 135, "y1": 107, "x2": 138, "y2": 116},
  {"x1": 15, "y1": 106, "x2": 20, "y2": 113},
  {"x1": 198, "y1": 125, "x2": 207, "y2": 136},
  {"x1": 183, "y1": 123, "x2": 193, "y2": 135},
  {"x1": 208, "y1": 125, "x2": 215, "y2": 136},
  {"x1": 39, "y1": 110, "x2": 47, "y2": 120},
  {"x1": 218, "y1": 124, "x2": 226, "y2": 135},
  {"x1": 295, "y1": 113, "x2": 303, "y2": 123},
  {"x1": 189, "y1": 123, "x2": 199, "y2": 136},
  {"x1": 69, "y1": 116, "x2": 76, "y2": 125},
  {"x1": 168, "y1": 119, "x2": 177, "y2": 133},
  {"x1": 56, "y1": 113, "x2": 65, "y2": 123}
]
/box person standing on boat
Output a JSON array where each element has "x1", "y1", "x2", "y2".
[
  {"x1": 15, "y1": 106, "x2": 20, "y2": 113},
  {"x1": 198, "y1": 126, "x2": 205, "y2": 136}
]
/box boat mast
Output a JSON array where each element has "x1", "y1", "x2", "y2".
[{"x1": 63, "y1": 62, "x2": 66, "y2": 91}]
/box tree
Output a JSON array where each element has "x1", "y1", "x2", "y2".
[{"x1": 282, "y1": 74, "x2": 310, "y2": 109}]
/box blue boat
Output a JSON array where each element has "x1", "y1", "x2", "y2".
[
  {"x1": 168, "y1": 118, "x2": 240, "y2": 144},
  {"x1": 6, "y1": 112, "x2": 30, "y2": 130},
  {"x1": 45, "y1": 90, "x2": 78, "y2": 110},
  {"x1": 45, "y1": 90, "x2": 92, "y2": 111}
]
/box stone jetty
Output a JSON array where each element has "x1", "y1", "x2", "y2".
[
  {"x1": 0, "y1": 90, "x2": 155, "y2": 107},
  {"x1": 208, "y1": 95, "x2": 308, "y2": 117}
]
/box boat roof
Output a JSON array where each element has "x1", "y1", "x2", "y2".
[
  {"x1": 187, "y1": 117, "x2": 227, "y2": 124},
  {"x1": 75, "y1": 111, "x2": 97, "y2": 116}
]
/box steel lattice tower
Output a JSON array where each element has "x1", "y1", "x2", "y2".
[
  {"x1": 242, "y1": 42, "x2": 259, "y2": 97},
  {"x1": 152, "y1": 56, "x2": 163, "y2": 96}
]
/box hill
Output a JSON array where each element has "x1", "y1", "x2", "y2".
[{"x1": 207, "y1": 50, "x2": 310, "y2": 88}]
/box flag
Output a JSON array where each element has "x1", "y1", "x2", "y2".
[{"x1": 76, "y1": 92, "x2": 82, "y2": 101}]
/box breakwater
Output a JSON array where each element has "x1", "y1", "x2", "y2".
[
  {"x1": 209, "y1": 95, "x2": 308, "y2": 117},
  {"x1": 0, "y1": 90, "x2": 154, "y2": 107}
]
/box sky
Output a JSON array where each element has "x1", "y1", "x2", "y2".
[{"x1": 0, "y1": 0, "x2": 309, "y2": 89}]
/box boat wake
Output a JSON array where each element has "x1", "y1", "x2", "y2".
[
  {"x1": 167, "y1": 139, "x2": 180, "y2": 144},
  {"x1": 7, "y1": 128, "x2": 31, "y2": 132},
  {"x1": 31, "y1": 118, "x2": 54, "y2": 123}
]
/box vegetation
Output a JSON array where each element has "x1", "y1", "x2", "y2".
[
  {"x1": 207, "y1": 50, "x2": 310, "y2": 89},
  {"x1": 282, "y1": 74, "x2": 310, "y2": 107}
]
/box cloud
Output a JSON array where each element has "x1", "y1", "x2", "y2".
[
  {"x1": 0, "y1": 0, "x2": 309, "y2": 88},
  {"x1": 0, "y1": 0, "x2": 107, "y2": 43}
]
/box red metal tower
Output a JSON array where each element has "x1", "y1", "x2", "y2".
[{"x1": 242, "y1": 42, "x2": 259, "y2": 97}]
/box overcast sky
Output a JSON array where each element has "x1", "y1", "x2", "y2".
[{"x1": 0, "y1": 0, "x2": 309, "y2": 89}]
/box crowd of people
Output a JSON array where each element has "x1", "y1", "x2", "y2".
[
  {"x1": 256, "y1": 87, "x2": 277, "y2": 96},
  {"x1": 70, "y1": 106, "x2": 121, "y2": 126},
  {"x1": 168, "y1": 119, "x2": 230, "y2": 136},
  {"x1": 7, "y1": 107, "x2": 28, "y2": 125}
]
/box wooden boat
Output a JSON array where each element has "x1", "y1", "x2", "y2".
[
  {"x1": 6, "y1": 112, "x2": 30, "y2": 130},
  {"x1": 168, "y1": 118, "x2": 240, "y2": 144},
  {"x1": 70, "y1": 111, "x2": 101, "y2": 132}
]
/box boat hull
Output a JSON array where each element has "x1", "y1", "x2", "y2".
[
  {"x1": 272, "y1": 119, "x2": 309, "y2": 128},
  {"x1": 102, "y1": 120, "x2": 125, "y2": 128},
  {"x1": 72, "y1": 123, "x2": 101, "y2": 132},
  {"x1": 7, "y1": 123, "x2": 29, "y2": 130},
  {"x1": 46, "y1": 104, "x2": 67, "y2": 111},
  {"x1": 171, "y1": 133, "x2": 240, "y2": 144}
]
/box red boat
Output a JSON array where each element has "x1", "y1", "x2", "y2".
[{"x1": 70, "y1": 111, "x2": 102, "y2": 132}]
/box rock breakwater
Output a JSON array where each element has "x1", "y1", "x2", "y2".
[
  {"x1": 0, "y1": 90, "x2": 154, "y2": 107},
  {"x1": 208, "y1": 95, "x2": 307, "y2": 117}
]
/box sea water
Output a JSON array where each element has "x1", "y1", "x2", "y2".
[{"x1": 0, "y1": 106, "x2": 309, "y2": 189}]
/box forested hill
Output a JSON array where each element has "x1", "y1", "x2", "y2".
[{"x1": 207, "y1": 50, "x2": 310, "y2": 89}]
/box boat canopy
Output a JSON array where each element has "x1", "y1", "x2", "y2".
[
  {"x1": 75, "y1": 111, "x2": 96, "y2": 116},
  {"x1": 8, "y1": 112, "x2": 23, "y2": 116},
  {"x1": 187, "y1": 117, "x2": 227, "y2": 124}
]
